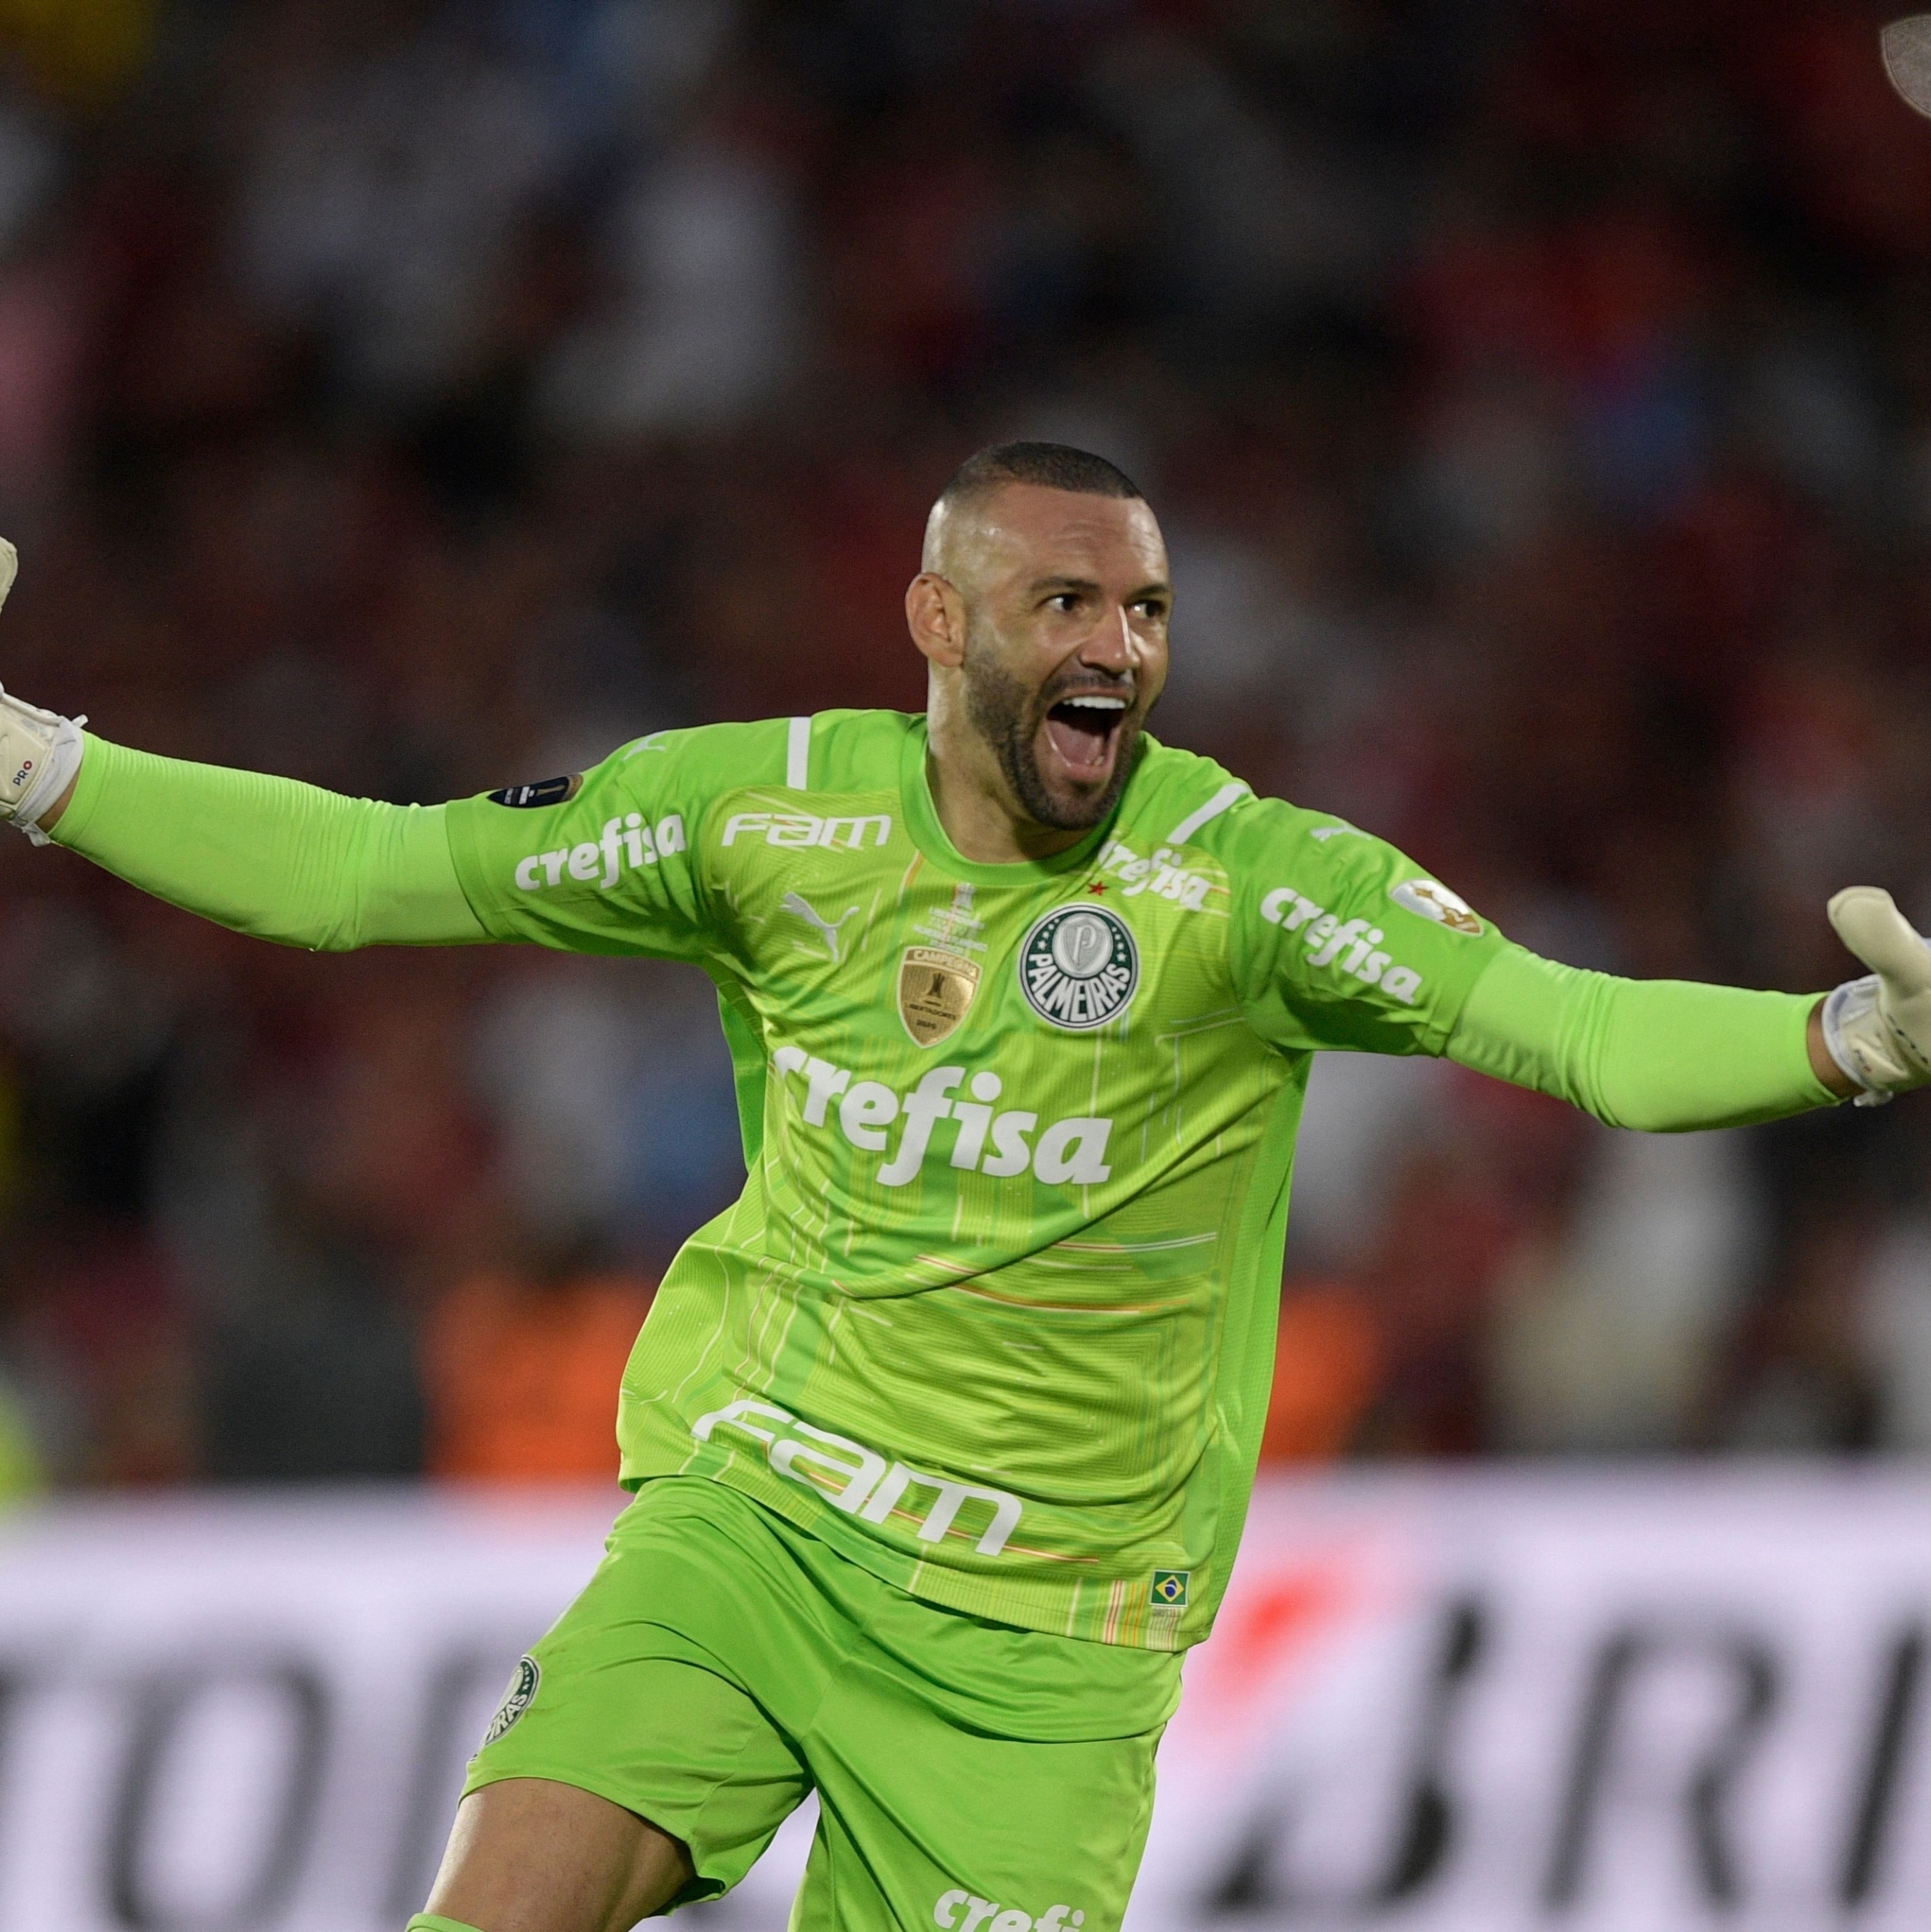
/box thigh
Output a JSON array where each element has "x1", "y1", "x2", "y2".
[
  {"x1": 464, "y1": 1482, "x2": 822, "y2": 1904},
  {"x1": 425, "y1": 1777, "x2": 693, "y2": 1932},
  {"x1": 796, "y1": 1653, "x2": 1163, "y2": 1932}
]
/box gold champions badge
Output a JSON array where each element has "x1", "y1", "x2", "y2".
[{"x1": 898, "y1": 946, "x2": 980, "y2": 1047}]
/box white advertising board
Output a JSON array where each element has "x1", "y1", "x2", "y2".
[{"x1": 4, "y1": 1471, "x2": 1931, "y2": 1931}]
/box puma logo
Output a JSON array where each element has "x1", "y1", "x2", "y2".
[{"x1": 782, "y1": 892, "x2": 861, "y2": 962}]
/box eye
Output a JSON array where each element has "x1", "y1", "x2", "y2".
[{"x1": 1047, "y1": 592, "x2": 1081, "y2": 614}]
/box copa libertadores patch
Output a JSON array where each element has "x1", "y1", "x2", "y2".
[
  {"x1": 481, "y1": 1655, "x2": 541, "y2": 1747},
  {"x1": 1019, "y1": 904, "x2": 1139, "y2": 1030},
  {"x1": 487, "y1": 775, "x2": 581, "y2": 808}
]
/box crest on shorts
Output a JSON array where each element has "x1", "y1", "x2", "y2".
[
  {"x1": 899, "y1": 947, "x2": 980, "y2": 1047},
  {"x1": 481, "y1": 1655, "x2": 542, "y2": 1748},
  {"x1": 1152, "y1": 1570, "x2": 1189, "y2": 1607},
  {"x1": 1019, "y1": 904, "x2": 1139, "y2": 1031}
]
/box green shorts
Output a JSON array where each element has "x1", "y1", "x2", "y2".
[{"x1": 466, "y1": 1476, "x2": 1182, "y2": 1931}]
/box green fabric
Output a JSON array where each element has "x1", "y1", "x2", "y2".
[
  {"x1": 406, "y1": 1919, "x2": 483, "y2": 1932},
  {"x1": 467, "y1": 1476, "x2": 1174, "y2": 1929},
  {"x1": 51, "y1": 734, "x2": 485, "y2": 948},
  {"x1": 1448, "y1": 941, "x2": 1835, "y2": 1129},
  {"x1": 442, "y1": 711, "x2": 1501, "y2": 1648}
]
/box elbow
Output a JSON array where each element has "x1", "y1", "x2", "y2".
[
  {"x1": 1547, "y1": 1072, "x2": 1672, "y2": 1133},
  {"x1": 244, "y1": 915, "x2": 362, "y2": 953},
  {"x1": 1588, "y1": 1093, "x2": 1717, "y2": 1134},
  {"x1": 310, "y1": 884, "x2": 374, "y2": 951},
  {"x1": 1574, "y1": 1079, "x2": 1663, "y2": 1132}
]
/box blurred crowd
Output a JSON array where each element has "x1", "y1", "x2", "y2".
[{"x1": 1, "y1": 0, "x2": 1930, "y2": 1490}]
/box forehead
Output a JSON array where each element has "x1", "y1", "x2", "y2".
[{"x1": 963, "y1": 484, "x2": 1167, "y2": 586}]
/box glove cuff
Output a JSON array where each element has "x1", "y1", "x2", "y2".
[
  {"x1": 11, "y1": 713, "x2": 82, "y2": 844},
  {"x1": 1823, "y1": 974, "x2": 1926, "y2": 1106},
  {"x1": 0, "y1": 684, "x2": 85, "y2": 845}
]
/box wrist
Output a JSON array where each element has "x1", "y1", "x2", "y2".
[
  {"x1": 1808, "y1": 994, "x2": 1862, "y2": 1101},
  {"x1": 37, "y1": 769, "x2": 76, "y2": 830}
]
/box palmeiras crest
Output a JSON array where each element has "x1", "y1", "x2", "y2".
[
  {"x1": 1019, "y1": 904, "x2": 1140, "y2": 1031},
  {"x1": 481, "y1": 1655, "x2": 541, "y2": 1749}
]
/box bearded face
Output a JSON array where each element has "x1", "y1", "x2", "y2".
[{"x1": 961, "y1": 611, "x2": 1147, "y2": 833}]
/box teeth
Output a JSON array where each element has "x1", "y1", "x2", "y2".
[{"x1": 1060, "y1": 696, "x2": 1127, "y2": 711}]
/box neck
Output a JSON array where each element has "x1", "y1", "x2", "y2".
[{"x1": 923, "y1": 689, "x2": 1088, "y2": 865}]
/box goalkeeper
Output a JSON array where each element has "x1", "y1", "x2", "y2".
[{"x1": 1, "y1": 443, "x2": 1922, "y2": 1932}]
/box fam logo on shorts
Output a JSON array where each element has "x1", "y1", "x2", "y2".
[
  {"x1": 481, "y1": 1655, "x2": 541, "y2": 1749},
  {"x1": 1019, "y1": 904, "x2": 1139, "y2": 1031},
  {"x1": 1390, "y1": 878, "x2": 1484, "y2": 936},
  {"x1": 1151, "y1": 1569, "x2": 1189, "y2": 1608}
]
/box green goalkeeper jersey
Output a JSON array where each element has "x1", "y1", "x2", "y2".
[{"x1": 442, "y1": 708, "x2": 1503, "y2": 1650}]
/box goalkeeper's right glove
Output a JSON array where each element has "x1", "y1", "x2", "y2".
[
  {"x1": 0, "y1": 539, "x2": 86, "y2": 845},
  {"x1": 1823, "y1": 886, "x2": 1931, "y2": 1105}
]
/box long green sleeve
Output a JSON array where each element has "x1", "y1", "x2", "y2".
[
  {"x1": 1447, "y1": 941, "x2": 1837, "y2": 1130},
  {"x1": 49, "y1": 734, "x2": 488, "y2": 949}
]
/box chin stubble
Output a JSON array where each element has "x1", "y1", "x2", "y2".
[{"x1": 960, "y1": 640, "x2": 1140, "y2": 834}]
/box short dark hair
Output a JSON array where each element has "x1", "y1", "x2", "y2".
[{"x1": 938, "y1": 440, "x2": 1143, "y2": 507}]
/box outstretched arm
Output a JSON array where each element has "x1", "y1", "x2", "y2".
[
  {"x1": 1222, "y1": 790, "x2": 1904, "y2": 1117},
  {"x1": 1448, "y1": 887, "x2": 1931, "y2": 1127},
  {"x1": 41, "y1": 733, "x2": 486, "y2": 950},
  {"x1": 0, "y1": 537, "x2": 476, "y2": 948},
  {"x1": 1445, "y1": 943, "x2": 1850, "y2": 1132}
]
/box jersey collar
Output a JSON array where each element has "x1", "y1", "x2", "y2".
[{"x1": 900, "y1": 715, "x2": 1122, "y2": 887}]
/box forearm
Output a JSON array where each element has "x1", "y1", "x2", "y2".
[
  {"x1": 1447, "y1": 942, "x2": 1840, "y2": 1131},
  {"x1": 49, "y1": 735, "x2": 488, "y2": 949}
]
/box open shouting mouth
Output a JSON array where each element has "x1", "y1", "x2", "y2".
[{"x1": 1041, "y1": 691, "x2": 1131, "y2": 789}]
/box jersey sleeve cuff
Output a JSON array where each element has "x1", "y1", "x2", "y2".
[
  {"x1": 46, "y1": 730, "x2": 116, "y2": 852},
  {"x1": 1414, "y1": 924, "x2": 1510, "y2": 1056}
]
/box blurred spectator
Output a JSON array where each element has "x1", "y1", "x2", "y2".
[
  {"x1": 1713, "y1": 1206, "x2": 1879, "y2": 1450},
  {"x1": 542, "y1": 113, "x2": 801, "y2": 439},
  {"x1": 233, "y1": 4, "x2": 569, "y2": 413},
  {"x1": 0, "y1": 1370, "x2": 40, "y2": 1498},
  {"x1": 1490, "y1": 1129, "x2": 1757, "y2": 1454},
  {"x1": 0, "y1": 0, "x2": 151, "y2": 113},
  {"x1": 472, "y1": 955, "x2": 745, "y2": 1270},
  {"x1": 200, "y1": 1236, "x2": 425, "y2": 1483},
  {"x1": 1259, "y1": 1283, "x2": 1382, "y2": 1463},
  {"x1": 421, "y1": 1253, "x2": 653, "y2": 1485}
]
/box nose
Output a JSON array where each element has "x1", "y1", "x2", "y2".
[{"x1": 1079, "y1": 601, "x2": 1141, "y2": 674}]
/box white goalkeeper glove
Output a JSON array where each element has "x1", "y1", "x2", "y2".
[
  {"x1": 0, "y1": 539, "x2": 86, "y2": 845},
  {"x1": 1823, "y1": 886, "x2": 1931, "y2": 1106}
]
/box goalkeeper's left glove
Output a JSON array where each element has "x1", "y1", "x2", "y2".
[
  {"x1": 0, "y1": 539, "x2": 86, "y2": 844},
  {"x1": 1823, "y1": 885, "x2": 1931, "y2": 1105}
]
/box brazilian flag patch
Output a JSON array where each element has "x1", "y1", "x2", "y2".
[{"x1": 1151, "y1": 1570, "x2": 1189, "y2": 1607}]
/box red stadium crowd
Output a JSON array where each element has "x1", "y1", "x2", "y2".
[{"x1": 0, "y1": 0, "x2": 1929, "y2": 1490}]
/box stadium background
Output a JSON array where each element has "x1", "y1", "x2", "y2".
[
  {"x1": 9, "y1": 2, "x2": 1931, "y2": 1927},
  {"x1": 1, "y1": 0, "x2": 1927, "y2": 1490}
]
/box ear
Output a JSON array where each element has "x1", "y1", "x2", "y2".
[{"x1": 905, "y1": 573, "x2": 967, "y2": 669}]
